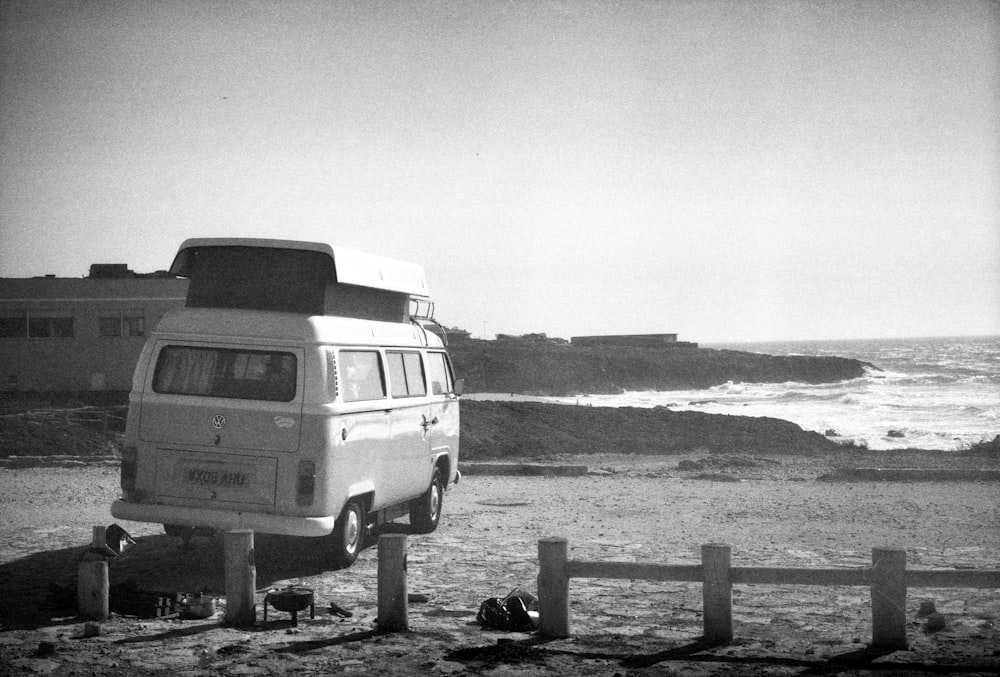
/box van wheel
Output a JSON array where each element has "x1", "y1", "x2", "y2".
[
  {"x1": 410, "y1": 467, "x2": 444, "y2": 534},
  {"x1": 329, "y1": 499, "x2": 365, "y2": 568}
]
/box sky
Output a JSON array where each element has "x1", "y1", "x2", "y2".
[{"x1": 1, "y1": 0, "x2": 997, "y2": 343}]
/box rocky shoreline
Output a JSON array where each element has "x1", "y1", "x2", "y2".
[{"x1": 449, "y1": 341, "x2": 872, "y2": 395}]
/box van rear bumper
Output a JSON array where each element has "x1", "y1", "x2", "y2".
[{"x1": 111, "y1": 500, "x2": 336, "y2": 537}]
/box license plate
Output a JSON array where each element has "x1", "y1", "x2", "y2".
[{"x1": 183, "y1": 466, "x2": 249, "y2": 488}]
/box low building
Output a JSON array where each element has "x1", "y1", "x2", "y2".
[
  {"x1": 0, "y1": 265, "x2": 187, "y2": 392},
  {"x1": 444, "y1": 326, "x2": 473, "y2": 342},
  {"x1": 570, "y1": 333, "x2": 698, "y2": 348},
  {"x1": 495, "y1": 332, "x2": 568, "y2": 345}
]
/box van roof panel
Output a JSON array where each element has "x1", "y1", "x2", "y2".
[{"x1": 170, "y1": 238, "x2": 429, "y2": 297}]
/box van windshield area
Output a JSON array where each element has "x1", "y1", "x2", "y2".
[{"x1": 153, "y1": 346, "x2": 297, "y2": 402}]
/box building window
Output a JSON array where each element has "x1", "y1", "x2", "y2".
[
  {"x1": 0, "y1": 315, "x2": 27, "y2": 338},
  {"x1": 99, "y1": 312, "x2": 145, "y2": 337},
  {"x1": 1, "y1": 312, "x2": 73, "y2": 338},
  {"x1": 124, "y1": 316, "x2": 145, "y2": 336},
  {"x1": 99, "y1": 317, "x2": 121, "y2": 337},
  {"x1": 28, "y1": 316, "x2": 73, "y2": 338}
]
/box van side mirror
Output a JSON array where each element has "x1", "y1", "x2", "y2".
[{"x1": 454, "y1": 379, "x2": 465, "y2": 396}]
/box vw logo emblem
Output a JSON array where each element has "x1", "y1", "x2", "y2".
[{"x1": 212, "y1": 415, "x2": 226, "y2": 429}]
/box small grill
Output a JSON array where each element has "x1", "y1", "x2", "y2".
[{"x1": 263, "y1": 586, "x2": 315, "y2": 626}]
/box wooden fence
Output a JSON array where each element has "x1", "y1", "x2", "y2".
[{"x1": 537, "y1": 537, "x2": 1000, "y2": 649}]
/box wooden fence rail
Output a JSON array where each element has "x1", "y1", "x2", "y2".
[{"x1": 537, "y1": 537, "x2": 1000, "y2": 649}]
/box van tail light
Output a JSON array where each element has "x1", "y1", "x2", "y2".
[
  {"x1": 121, "y1": 446, "x2": 138, "y2": 494},
  {"x1": 296, "y1": 460, "x2": 316, "y2": 506}
]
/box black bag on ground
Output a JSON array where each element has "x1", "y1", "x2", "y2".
[{"x1": 476, "y1": 593, "x2": 534, "y2": 631}]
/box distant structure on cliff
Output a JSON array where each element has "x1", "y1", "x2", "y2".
[
  {"x1": 570, "y1": 333, "x2": 698, "y2": 349},
  {"x1": 496, "y1": 332, "x2": 568, "y2": 345},
  {"x1": 444, "y1": 328, "x2": 697, "y2": 349},
  {"x1": 444, "y1": 326, "x2": 474, "y2": 341}
]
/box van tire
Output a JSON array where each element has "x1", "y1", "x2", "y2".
[
  {"x1": 410, "y1": 467, "x2": 444, "y2": 534},
  {"x1": 329, "y1": 499, "x2": 366, "y2": 568}
]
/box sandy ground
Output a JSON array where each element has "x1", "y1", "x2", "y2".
[{"x1": 1, "y1": 455, "x2": 999, "y2": 676}]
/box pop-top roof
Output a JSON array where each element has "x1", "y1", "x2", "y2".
[{"x1": 169, "y1": 238, "x2": 429, "y2": 297}]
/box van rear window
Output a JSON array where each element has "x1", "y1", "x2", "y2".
[{"x1": 153, "y1": 346, "x2": 297, "y2": 402}]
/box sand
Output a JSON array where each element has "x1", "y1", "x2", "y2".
[{"x1": 1, "y1": 454, "x2": 998, "y2": 676}]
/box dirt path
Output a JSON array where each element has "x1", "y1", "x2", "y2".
[{"x1": 1, "y1": 460, "x2": 998, "y2": 675}]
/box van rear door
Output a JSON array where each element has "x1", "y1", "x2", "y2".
[{"x1": 139, "y1": 342, "x2": 303, "y2": 453}]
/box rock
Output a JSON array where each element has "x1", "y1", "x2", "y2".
[
  {"x1": 460, "y1": 400, "x2": 841, "y2": 459},
  {"x1": 692, "y1": 472, "x2": 739, "y2": 482},
  {"x1": 887, "y1": 430, "x2": 905, "y2": 438},
  {"x1": 917, "y1": 600, "x2": 937, "y2": 617}
]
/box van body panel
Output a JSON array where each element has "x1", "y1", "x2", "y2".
[
  {"x1": 137, "y1": 340, "x2": 304, "y2": 453},
  {"x1": 154, "y1": 309, "x2": 430, "y2": 348},
  {"x1": 138, "y1": 398, "x2": 303, "y2": 453},
  {"x1": 426, "y1": 350, "x2": 460, "y2": 478},
  {"x1": 336, "y1": 407, "x2": 393, "y2": 509},
  {"x1": 110, "y1": 499, "x2": 336, "y2": 536},
  {"x1": 383, "y1": 400, "x2": 431, "y2": 506},
  {"x1": 429, "y1": 397, "x2": 460, "y2": 460}
]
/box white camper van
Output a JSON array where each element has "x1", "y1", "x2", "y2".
[{"x1": 111, "y1": 239, "x2": 461, "y2": 567}]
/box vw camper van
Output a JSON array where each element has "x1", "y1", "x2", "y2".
[{"x1": 111, "y1": 239, "x2": 460, "y2": 566}]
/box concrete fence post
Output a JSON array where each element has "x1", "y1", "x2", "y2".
[
  {"x1": 377, "y1": 534, "x2": 408, "y2": 633},
  {"x1": 223, "y1": 530, "x2": 256, "y2": 627},
  {"x1": 77, "y1": 527, "x2": 110, "y2": 621},
  {"x1": 871, "y1": 547, "x2": 907, "y2": 649},
  {"x1": 702, "y1": 543, "x2": 733, "y2": 644},
  {"x1": 538, "y1": 537, "x2": 570, "y2": 638}
]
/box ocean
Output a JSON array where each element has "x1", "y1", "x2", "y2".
[{"x1": 467, "y1": 335, "x2": 1000, "y2": 451}]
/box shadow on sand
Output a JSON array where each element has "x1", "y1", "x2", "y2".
[
  {"x1": 0, "y1": 526, "x2": 408, "y2": 629},
  {"x1": 445, "y1": 637, "x2": 992, "y2": 675}
]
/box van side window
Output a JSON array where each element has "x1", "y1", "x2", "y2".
[
  {"x1": 153, "y1": 346, "x2": 297, "y2": 402},
  {"x1": 340, "y1": 350, "x2": 386, "y2": 402},
  {"x1": 386, "y1": 351, "x2": 426, "y2": 398},
  {"x1": 427, "y1": 352, "x2": 454, "y2": 396}
]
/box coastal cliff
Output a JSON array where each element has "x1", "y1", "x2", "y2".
[{"x1": 449, "y1": 341, "x2": 870, "y2": 395}]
